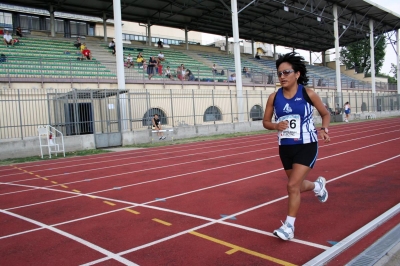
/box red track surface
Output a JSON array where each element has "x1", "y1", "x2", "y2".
[{"x1": 1, "y1": 117, "x2": 399, "y2": 265}]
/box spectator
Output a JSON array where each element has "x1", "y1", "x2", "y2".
[
  {"x1": 157, "y1": 60, "x2": 163, "y2": 76},
  {"x1": 142, "y1": 59, "x2": 148, "y2": 72},
  {"x1": 212, "y1": 64, "x2": 218, "y2": 75},
  {"x1": 16, "y1": 27, "x2": 23, "y2": 38},
  {"x1": 136, "y1": 52, "x2": 144, "y2": 68},
  {"x1": 165, "y1": 66, "x2": 174, "y2": 80},
  {"x1": 228, "y1": 73, "x2": 236, "y2": 82},
  {"x1": 147, "y1": 56, "x2": 157, "y2": 79},
  {"x1": 158, "y1": 51, "x2": 165, "y2": 61},
  {"x1": 176, "y1": 66, "x2": 183, "y2": 80},
  {"x1": 181, "y1": 64, "x2": 186, "y2": 80},
  {"x1": 3, "y1": 30, "x2": 13, "y2": 47},
  {"x1": 80, "y1": 43, "x2": 86, "y2": 54},
  {"x1": 152, "y1": 114, "x2": 166, "y2": 140},
  {"x1": 109, "y1": 40, "x2": 116, "y2": 55},
  {"x1": 186, "y1": 69, "x2": 195, "y2": 81},
  {"x1": 82, "y1": 47, "x2": 92, "y2": 60},
  {"x1": 125, "y1": 54, "x2": 134, "y2": 68},
  {"x1": 255, "y1": 52, "x2": 261, "y2": 60},
  {"x1": 243, "y1": 67, "x2": 251, "y2": 78},
  {"x1": 74, "y1": 37, "x2": 81, "y2": 49},
  {"x1": 343, "y1": 102, "x2": 351, "y2": 123},
  {"x1": 157, "y1": 39, "x2": 163, "y2": 48}
]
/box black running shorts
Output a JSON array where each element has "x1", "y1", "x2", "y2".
[{"x1": 279, "y1": 142, "x2": 318, "y2": 170}]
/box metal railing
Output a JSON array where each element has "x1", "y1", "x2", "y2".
[{"x1": 0, "y1": 88, "x2": 399, "y2": 141}]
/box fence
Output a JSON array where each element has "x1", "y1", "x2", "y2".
[{"x1": 1, "y1": 88, "x2": 399, "y2": 141}]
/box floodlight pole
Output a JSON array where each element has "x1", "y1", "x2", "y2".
[
  {"x1": 333, "y1": 4, "x2": 342, "y2": 106},
  {"x1": 231, "y1": 0, "x2": 244, "y2": 122},
  {"x1": 49, "y1": 5, "x2": 55, "y2": 37},
  {"x1": 113, "y1": 0, "x2": 125, "y2": 90}
]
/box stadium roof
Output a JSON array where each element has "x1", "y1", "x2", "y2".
[{"x1": 5, "y1": 0, "x2": 400, "y2": 52}]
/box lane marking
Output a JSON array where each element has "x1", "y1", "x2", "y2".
[
  {"x1": 42, "y1": 178, "x2": 48, "y2": 181},
  {"x1": 6, "y1": 118, "x2": 392, "y2": 171},
  {"x1": 51, "y1": 181, "x2": 58, "y2": 184},
  {"x1": 72, "y1": 189, "x2": 81, "y2": 193},
  {"x1": 152, "y1": 218, "x2": 172, "y2": 226},
  {"x1": 0, "y1": 209, "x2": 138, "y2": 266},
  {"x1": 87, "y1": 195, "x2": 97, "y2": 199},
  {"x1": 60, "y1": 185, "x2": 68, "y2": 189},
  {"x1": 35, "y1": 175, "x2": 41, "y2": 178},
  {"x1": 4, "y1": 127, "x2": 399, "y2": 192},
  {"x1": 103, "y1": 201, "x2": 116, "y2": 206},
  {"x1": 190, "y1": 231, "x2": 297, "y2": 266},
  {"x1": 124, "y1": 208, "x2": 140, "y2": 215}
]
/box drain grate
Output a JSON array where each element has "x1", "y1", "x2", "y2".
[{"x1": 347, "y1": 224, "x2": 400, "y2": 266}]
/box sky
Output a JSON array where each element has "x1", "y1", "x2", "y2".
[{"x1": 202, "y1": 0, "x2": 399, "y2": 75}]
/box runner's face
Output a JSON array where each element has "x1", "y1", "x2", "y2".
[{"x1": 277, "y1": 62, "x2": 299, "y2": 89}]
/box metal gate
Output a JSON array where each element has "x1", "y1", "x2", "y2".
[{"x1": 48, "y1": 89, "x2": 126, "y2": 149}]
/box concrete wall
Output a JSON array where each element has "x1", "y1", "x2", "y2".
[{"x1": 0, "y1": 134, "x2": 95, "y2": 160}]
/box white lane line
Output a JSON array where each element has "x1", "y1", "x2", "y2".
[
  {"x1": 3, "y1": 117, "x2": 392, "y2": 175},
  {"x1": 2, "y1": 153, "x2": 400, "y2": 265},
  {"x1": 80, "y1": 153, "x2": 400, "y2": 265},
  {"x1": 0, "y1": 209, "x2": 138, "y2": 266},
  {"x1": 2, "y1": 128, "x2": 399, "y2": 198}
]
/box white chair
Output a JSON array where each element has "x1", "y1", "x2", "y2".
[{"x1": 38, "y1": 125, "x2": 65, "y2": 158}]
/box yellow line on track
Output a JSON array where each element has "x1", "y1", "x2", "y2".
[
  {"x1": 72, "y1": 189, "x2": 81, "y2": 193},
  {"x1": 35, "y1": 175, "x2": 41, "y2": 177},
  {"x1": 23, "y1": 170, "x2": 27, "y2": 172},
  {"x1": 42, "y1": 177, "x2": 48, "y2": 180},
  {"x1": 29, "y1": 172, "x2": 34, "y2": 175},
  {"x1": 189, "y1": 231, "x2": 297, "y2": 266},
  {"x1": 87, "y1": 195, "x2": 97, "y2": 199},
  {"x1": 103, "y1": 201, "x2": 115, "y2": 206},
  {"x1": 60, "y1": 185, "x2": 68, "y2": 188},
  {"x1": 124, "y1": 208, "x2": 140, "y2": 215},
  {"x1": 152, "y1": 218, "x2": 172, "y2": 226},
  {"x1": 51, "y1": 181, "x2": 58, "y2": 184}
]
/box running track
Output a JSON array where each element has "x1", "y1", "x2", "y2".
[{"x1": 1, "y1": 117, "x2": 399, "y2": 265}]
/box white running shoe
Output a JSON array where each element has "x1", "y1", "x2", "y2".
[
  {"x1": 315, "y1": 176, "x2": 328, "y2": 203},
  {"x1": 273, "y1": 221, "x2": 294, "y2": 241},
  {"x1": 161, "y1": 136, "x2": 166, "y2": 140}
]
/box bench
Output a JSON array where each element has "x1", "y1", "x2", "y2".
[{"x1": 151, "y1": 128, "x2": 174, "y2": 142}]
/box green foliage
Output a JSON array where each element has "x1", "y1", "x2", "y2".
[
  {"x1": 390, "y1": 63, "x2": 397, "y2": 81},
  {"x1": 340, "y1": 35, "x2": 386, "y2": 75}
]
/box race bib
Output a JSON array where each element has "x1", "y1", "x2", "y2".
[{"x1": 277, "y1": 114, "x2": 301, "y2": 139}]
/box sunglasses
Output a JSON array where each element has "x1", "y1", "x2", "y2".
[{"x1": 277, "y1": 69, "x2": 295, "y2": 77}]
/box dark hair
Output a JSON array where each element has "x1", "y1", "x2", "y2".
[
  {"x1": 276, "y1": 52, "x2": 309, "y2": 86},
  {"x1": 154, "y1": 114, "x2": 159, "y2": 117}
]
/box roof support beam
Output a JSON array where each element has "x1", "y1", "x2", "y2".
[{"x1": 231, "y1": 0, "x2": 244, "y2": 122}]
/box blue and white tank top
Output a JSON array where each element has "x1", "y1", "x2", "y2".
[{"x1": 273, "y1": 85, "x2": 317, "y2": 145}]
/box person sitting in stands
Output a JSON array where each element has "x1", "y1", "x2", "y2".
[
  {"x1": 186, "y1": 69, "x2": 195, "y2": 81},
  {"x1": 74, "y1": 37, "x2": 81, "y2": 49},
  {"x1": 147, "y1": 56, "x2": 157, "y2": 79},
  {"x1": 82, "y1": 47, "x2": 92, "y2": 60},
  {"x1": 157, "y1": 60, "x2": 163, "y2": 76},
  {"x1": 136, "y1": 52, "x2": 144, "y2": 68},
  {"x1": 176, "y1": 66, "x2": 183, "y2": 80},
  {"x1": 212, "y1": 64, "x2": 218, "y2": 75},
  {"x1": 16, "y1": 27, "x2": 23, "y2": 38},
  {"x1": 158, "y1": 51, "x2": 165, "y2": 61},
  {"x1": 125, "y1": 54, "x2": 134, "y2": 68},
  {"x1": 165, "y1": 66, "x2": 174, "y2": 80},
  {"x1": 3, "y1": 30, "x2": 13, "y2": 47},
  {"x1": 157, "y1": 39, "x2": 163, "y2": 48},
  {"x1": 243, "y1": 67, "x2": 251, "y2": 78},
  {"x1": 142, "y1": 59, "x2": 148, "y2": 72},
  {"x1": 228, "y1": 73, "x2": 236, "y2": 82},
  {"x1": 109, "y1": 40, "x2": 116, "y2": 55},
  {"x1": 80, "y1": 43, "x2": 86, "y2": 54}
]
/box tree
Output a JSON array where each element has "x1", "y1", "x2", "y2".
[
  {"x1": 340, "y1": 35, "x2": 386, "y2": 75},
  {"x1": 390, "y1": 63, "x2": 397, "y2": 81}
]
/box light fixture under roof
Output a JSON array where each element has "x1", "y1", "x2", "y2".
[
  {"x1": 284, "y1": 6, "x2": 289, "y2": 12},
  {"x1": 317, "y1": 17, "x2": 321, "y2": 22}
]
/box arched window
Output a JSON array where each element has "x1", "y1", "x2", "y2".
[
  {"x1": 142, "y1": 108, "x2": 167, "y2": 127},
  {"x1": 203, "y1": 106, "x2": 222, "y2": 122},
  {"x1": 250, "y1": 105, "x2": 263, "y2": 121}
]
